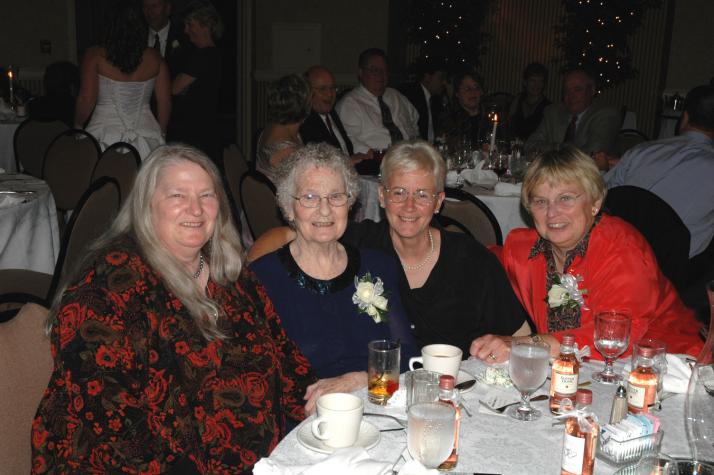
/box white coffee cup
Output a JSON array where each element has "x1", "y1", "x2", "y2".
[
  {"x1": 311, "y1": 393, "x2": 364, "y2": 448},
  {"x1": 409, "y1": 344, "x2": 463, "y2": 378}
]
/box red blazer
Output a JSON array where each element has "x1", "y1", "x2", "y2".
[{"x1": 497, "y1": 215, "x2": 702, "y2": 358}]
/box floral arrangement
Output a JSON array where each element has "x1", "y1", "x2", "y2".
[
  {"x1": 547, "y1": 273, "x2": 587, "y2": 310},
  {"x1": 352, "y1": 272, "x2": 389, "y2": 323}
]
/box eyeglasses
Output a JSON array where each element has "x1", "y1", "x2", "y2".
[
  {"x1": 384, "y1": 187, "x2": 438, "y2": 206},
  {"x1": 312, "y1": 85, "x2": 338, "y2": 94},
  {"x1": 363, "y1": 67, "x2": 387, "y2": 76},
  {"x1": 529, "y1": 193, "x2": 584, "y2": 212},
  {"x1": 293, "y1": 192, "x2": 350, "y2": 208}
]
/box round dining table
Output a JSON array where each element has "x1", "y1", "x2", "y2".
[
  {"x1": 0, "y1": 117, "x2": 22, "y2": 173},
  {"x1": 0, "y1": 173, "x2": 60, "y2": 274},
  {"x1": 266, "y1": 358, "x2": 691, "y2": 474}
]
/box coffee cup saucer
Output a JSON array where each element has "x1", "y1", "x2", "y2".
[
  {"x1": 297, "y1": 419, "x2": 380, "y2": 454},
  {"x1": 456, "y1": 369, "x2": 477, "y2": 393}
]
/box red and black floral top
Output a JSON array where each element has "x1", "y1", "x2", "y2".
[{"x1": 31, "y1": 237, "x2": 316, "y2": 474}]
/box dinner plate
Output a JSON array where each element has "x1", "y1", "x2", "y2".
[
  {"x1": 456, "y1": 369, "x2": 477, "y2": 393},
  {"x1": 297, "y1": 419, "x2": 380, "y2": 454}
]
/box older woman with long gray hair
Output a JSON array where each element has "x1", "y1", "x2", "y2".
[
  {"x1": 32, "y1": 144, "x2": 316, "y2": 474},
  {"x1": 250, "y1": 142, "x2": 416, "y2": 400}
]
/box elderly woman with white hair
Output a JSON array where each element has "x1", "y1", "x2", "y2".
[
  {"x1": 250, "y1": 142, "x2": 417, "y2": 397},
  {"x1": 32, "y1": 145, "x2": 316, "y2": 474}
]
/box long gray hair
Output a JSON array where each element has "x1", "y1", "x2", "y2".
[{"x1": 47, "y1": 144, "x2": 243, "y2": 340}]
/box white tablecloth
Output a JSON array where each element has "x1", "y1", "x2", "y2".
[
  {"x1": 0, "y1": 173, "x2": 60, "y2": 274},
  {"x1": 462, "y1": 185, "x2": 530, "y2": 240},
  {"x1": 0, "y1": 119, "x2": 22, "y2": 173},
  {"x1": 267, "y1": 359, "x2": 691, "y2": 474}
]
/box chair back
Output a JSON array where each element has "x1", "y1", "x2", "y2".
[
  {"x1": 239, "y1": 170, "x2": 284, "y2": 240},
  {"x1": 438, "y1": 188, "x2": 503, "y2": 246},
  {"x1": 91, "y1": 141, "x2": 141, "y2": 206},
  {"x1": 48, "y1": 177, "x2": 121, "y2": 299},
  {"x1": 0, "y1": 303, "x2": 52, "y2": 474},
  {"x1": 604, "y1": 185, "x2": 690, "y2": 291},
  {"x1": 13, "y1": 118, "x2": 68, "y2": 177},
  {"x1": 614, "y1": 129, "x2": 649, "y2": 157},
  {"x1": 42, "y1": 129, "x2": 101, "y2": 211},
  {"x1": 0, "y1": 269, "x2": 52, "y2": 322}
]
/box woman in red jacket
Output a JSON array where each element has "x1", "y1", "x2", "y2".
[{"x1": 470, "y1": 146, "x2": 703, "y2": 362}]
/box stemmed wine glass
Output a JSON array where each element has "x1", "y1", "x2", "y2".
[
  {"x1": 507, "y1": 339, "x2": 551, "y2": 421},
  {"x1": 592, "y1": 311, "x2": 631, "y2": 384}
]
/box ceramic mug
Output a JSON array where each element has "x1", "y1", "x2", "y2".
[
  {"x1": 409, "y1": 344, "x2": 462, "y2": 378},
  {"x1": 311, "y1": 393, "x2": 364, "y2": 448}
]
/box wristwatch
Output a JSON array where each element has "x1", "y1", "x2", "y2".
[{"x1": 529, "y1": 333, "x2": 543, "y2": 344}]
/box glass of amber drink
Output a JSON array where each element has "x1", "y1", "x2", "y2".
[{"x1": 368, "y1": 340, "x2": 401, "y2": 405}]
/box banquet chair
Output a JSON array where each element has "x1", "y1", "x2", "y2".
[
  {"x1": 47, "y1": 177, "x2": 121, "y2": 300},
  {"x1": 0, "y1": 269, "x2": 52, "y2": 322},
  {"x1": 13, "y1": 118, "x2": 68, "y2": 177},
  {"x1": 604, "y1": 185, "x2": 690, "y2": 292},
  {"x1": 613, "y1": 129, "x2": 649, "y2": 157},
  {"x1": 0, "y1": 302, "x2": 52, "y2": 474},
  {"x1": 239, "y1": 170, "x2": 285, "y2": 240},
  {"x1": 224, "y1": 144, "x2": 249, "y2": 209},
  {"x1": 438, "y1": 188, "x2": 503, "y2": 246},
  {"x1": 42, "y1": 129, "x2": 101, "y2": 227},
  {"x1": 91, "y1": 141, "x2": 141, "y2": 206}
]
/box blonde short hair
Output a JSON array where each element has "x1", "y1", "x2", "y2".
[
  {"x1": 521, "y1": 145, "x2": 607, "y2": 210},
  {"x1": 380, "y1": 140, "x2": 446, "y2": 192}
]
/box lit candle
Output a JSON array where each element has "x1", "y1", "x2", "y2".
[
  {"x1": 7, "y1": 69, "x2": 14, "y2": 105},
  {"x1": 489, "y1": 113, "x2": 499, "y2": 152}
]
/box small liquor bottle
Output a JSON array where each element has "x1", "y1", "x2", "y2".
[
  {"x1": 561, "y1": 389, "x2": 599, "y2": 475},
  {"x1": 550, "y1": 334, "x2": 580, "y2": 414},
  {"x1": 437, "y1": 375, "x2": 461, "y2": 471},
  {"x1": 627, "y1": 346, "x2": 658, "y2": 414}
]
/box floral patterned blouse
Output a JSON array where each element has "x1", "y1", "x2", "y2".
[{"x1": 31, "y1": 236, "x2": 316, "y2": 474}]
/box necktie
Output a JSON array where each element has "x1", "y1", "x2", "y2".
[
  {"x1": 153, "y1": 34, "x2": 161, "y2": 53},
  {"x1": 378, "y1": 95, "x2": 404, "y2": 144},
  {"x1": 563, "y1": 114, "x2": 577, "y2": 143},
  {"x1": 325, "y1": 114, "x2": 337, "y2": 141}
]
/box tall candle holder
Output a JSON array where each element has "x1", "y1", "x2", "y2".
[{"x1": 7, "y1": 65, "x2": 15, "y2": 107}]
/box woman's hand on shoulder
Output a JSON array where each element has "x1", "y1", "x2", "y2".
[
  {"x1": 469, "y1": 334, "x2": 511, "y2": 364},
  {"x1": 303, "y1": 371, "x2": 367, "y2": 414}
]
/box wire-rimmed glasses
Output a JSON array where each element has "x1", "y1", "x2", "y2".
[
  {"x1": 292, "y1": 192, "x2": 350, "y2": 208},
  {"x1": 383, "y1": 187, "x2": 437, "y2": 206}
]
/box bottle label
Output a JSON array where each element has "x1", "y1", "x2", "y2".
[
  {"x1": 627, "y1": 382, "x2": 646, "y2": 408},
  {"x1": 561, "y1": 432, "x2": 586, "y2": 474},
  {"x1": 554, "y1": 372, "x2": 579, "y2": 395}
]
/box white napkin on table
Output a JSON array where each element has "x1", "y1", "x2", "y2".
[
  {"x1": 493, "y1": 181, "x2": 522, "y2": 197},
  {"x1": 460, "y1": 167, "x2": 498, "y2": 188},
  {"x1": 663, "y1": 354, "x2": 692, "y2": 394},
  {"x1": 445, "y1": 170, "x2": 461, "y2": 188},
  {"x1": 253, "y1": 447, "x2": 437, "y2": 475}
]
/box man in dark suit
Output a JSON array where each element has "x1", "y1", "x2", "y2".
[
  {"x1": 399, "y1": 58, "x2": 447, "y2": 142},
  {"x1": 300, "y1": 65, "x2": 374, "y2": 168},
  {"x1": 143, "y1": 0, "x2": 187, "y2": 77}
]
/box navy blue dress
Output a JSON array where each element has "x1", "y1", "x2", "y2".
[{"x1": 250, "y1": 243, "x2": 417, "y2": 378}]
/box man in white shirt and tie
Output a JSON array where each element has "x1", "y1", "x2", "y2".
[{"x1": 336, "y1": 48, "x2": 419, "y2": 154}]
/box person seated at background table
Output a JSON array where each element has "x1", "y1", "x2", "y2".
[
  {"x1": 31, "y1": 145, "x2": 318, "y2": 474},
  {"x1": 506, "y1": 62, "x2": 551, "y2": 142},
  {"x1": 28, "y1": 61, "x2": 79, "y2": 127},
  {"x1": 167, "y1": 1, "x2": 223, "y2": 170},
  {"x1": 398, "y1": 56, "x2": 448, "y2": 142},
  {"x1": 250, "y1": 143, "x2": 417, "y2": 395},
  {"x1": 470, "y1": 146, "x2": 704, "y2": 363},
  {"x1": 249, "y1": 140, "x2": 530, "y2": 358},
  {"x1": 524, "y1": 68, "x2": 620, "y2": 170},
  {"x1": 437, "y1": 68, "x2": 491, "y2": 151},
  {"x1": 74, "y1": 1, "x2": 170, "y2": 160},
  {"x1": 256, "y1": 74, "x2": 310, "y2": 183}
]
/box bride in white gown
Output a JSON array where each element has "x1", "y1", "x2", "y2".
[{"x1": 74, "y1": 3, "x2": 170, "y2": 160}]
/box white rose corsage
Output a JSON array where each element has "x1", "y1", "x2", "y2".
[
  {"x1": 547, "y1": 273, "x2": 587, "y2": 310},
  {"x1": 171, "y1": 39, "x2": 180, "y2": 49},
  {"x1": 352, "y1": 272, "x2": 389, "y2": 323}
]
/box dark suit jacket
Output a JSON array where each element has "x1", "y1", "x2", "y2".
[
  {"x1": 299, "y1": 110, "x2": 354, "y2": 156},
  {"x1": 399, "y1": 82, "x2": 442, "y2": 141},
  {"x1": 164, "y1": 21, "x2": 190, "y2": 78}
]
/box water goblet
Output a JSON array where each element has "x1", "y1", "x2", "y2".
[
  {"x1": 407, "y1": 402, "x2": 455, "y2": 468},
  {"x1": 506, "y1": 339, "x2": 551, "y2": 421},
  {"x1": 592, "y1": 311, "x2": 632, "y2": 384}
]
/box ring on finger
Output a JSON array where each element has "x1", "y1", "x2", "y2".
[{"x1": 488, "y1": 353, "x2": 497, "y2": 361}]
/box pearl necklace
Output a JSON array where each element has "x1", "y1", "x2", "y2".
[
  {"x1": 193, "y1": 253, "x2": 205, "y2": 279},
  {"x1": 400, "y1": 229, "x2": 434, "y2": 271}
]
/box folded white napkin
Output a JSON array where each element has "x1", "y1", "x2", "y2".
[
  {"x1": 0, "y1": 168, "x2": 5, "y2": 174},
  {"x1": 663, "y1": 354, "x2": 692, "y2": 394},
  {"x1": 445, "y1": 170, "x2": 461, "y2": 188},
  {"x1": 253, "y1": 447, "x2": 437, "y2": 475},
  {"x1": 461, "y1": 168, "x2": 498, "y2": 188},
  {"x1": 493, "y1": 181, "x2": 522, "y2": 196},
  {"x1": 0, "y1": 193, "x2": 27, "y2": 209}
]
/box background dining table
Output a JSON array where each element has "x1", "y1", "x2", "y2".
[
  {"x1": 0, "y1": 116, "x2": 22, "y2": 173},
  {"x1": 265, "y1": 358, "x2": 692, "y2": 474},
  {"x1": 0, "y1": 173, "x2": 60, "y2": 274}
]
